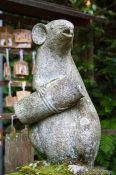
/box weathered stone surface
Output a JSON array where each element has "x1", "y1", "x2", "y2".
[{"x1": 14, "y1": 19, "x2": 101, "y2": 166}]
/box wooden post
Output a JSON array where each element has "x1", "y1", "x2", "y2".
[
  {"x1": 0, "y1": 11, "x2": 4, "y2": 175},
  {"x1": 4, "y1": 128, "x2": 34, "y2": 174}
]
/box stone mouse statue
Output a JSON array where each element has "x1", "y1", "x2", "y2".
[{"x1": 14, "y1": 19, "x2": 101, "y2": 170}]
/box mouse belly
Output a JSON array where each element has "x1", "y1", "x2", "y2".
[{"x1": 29, "y1": 102, "x2": 100, "y2": 164}]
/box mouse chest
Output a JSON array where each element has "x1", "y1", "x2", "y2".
[{"x1": 34, "y1": 55, "x2": 69, "y2": 86}]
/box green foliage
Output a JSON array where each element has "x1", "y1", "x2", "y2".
[
  {"x1": 96, "y1": 135, "x2": 116, "y2": 174},
  {"x1": 6, "y1": 164, "x2": 73, "y2": 175},
  {"x1": 70, "y1": 1, "x2": 116, "y2": 173},
  {"x1": 75, "y1": 24, "x2": 116, "y2": 172},
  {"x1": 67, "y1": 0, "x2": 98, "y2": 15},
  {"x1": 68, "y1": 0, "x2": 83, "y2": 8},
  {"x1": 101, "y1": 119, "x2": 116, "y2": 129},
  {"x1": 6, "y1": 163, "x2": 110, "y2": 175}
]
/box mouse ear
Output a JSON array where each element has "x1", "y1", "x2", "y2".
[{"x1": 32, "y1": 23, "x2": 47, "y2": 45}]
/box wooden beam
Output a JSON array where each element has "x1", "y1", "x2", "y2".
[
  {"x1": 0, "y1": 81, "x2": 32, "y2": 87},
  {"x1": 0, "y1": 13, "x2": 39, "y2": 26},
  {"x1": 0, "y1": 113, "x2": 16, "y2": 120},
  {"x1": 0, "y1": 0, "x2": 105, "y2": 26},
  {"x1": 0, "y1": 48, "x2": 32, "y2": 56}
]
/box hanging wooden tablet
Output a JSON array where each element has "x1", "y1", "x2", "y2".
[
  {"x1": 4, "y1": 48, "x2": 11, "y2": 80},
  {"x1": 16, "y1": 81, "x2": 31, "y2": 101},
  {"x1": 5, "y1": 81, "x2": 17, "y2": 107},
  {"x1": 32, "y1": 51, "x2": 36, "y2": 75},
  {"x1": 9, "y1": 115, "x2": 16, "y2": 140},
  {"x1": 14, "y1": 49, "x2": 29, "y2": 78},
  {"x1": 13, "y1": 29, "x2": 32, "y2": 48},
  {"x1": 0, "y1": 27, "x2": 14, "y2": 48}
]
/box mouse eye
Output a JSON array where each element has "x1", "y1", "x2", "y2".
[
  {"x1": 62, "y1": 29, "x2": 71, "y2": 34},
  {"x1": 50, "y1": 26, "x2": 54, "y2": 30}
]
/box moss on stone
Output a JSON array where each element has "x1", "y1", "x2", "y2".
[{"x1": 6, "y1": 163, "x2": 111, "y2": 175}]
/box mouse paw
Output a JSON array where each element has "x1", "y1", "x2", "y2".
[{"x1": 68, "y1": 165, "x2": 88, "y2": 174}]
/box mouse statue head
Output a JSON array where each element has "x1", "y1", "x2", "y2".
[{"x1": 32, "y1": 19, "x2": 74, "y2": 54}]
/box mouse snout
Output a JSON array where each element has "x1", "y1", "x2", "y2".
[{"x1": 62, "y1": 28, "x2": 74, "y2": 38}]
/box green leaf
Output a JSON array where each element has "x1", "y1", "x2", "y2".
[{"x1": 68, "y1": 0, "x2": 77, "y2": 5}]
